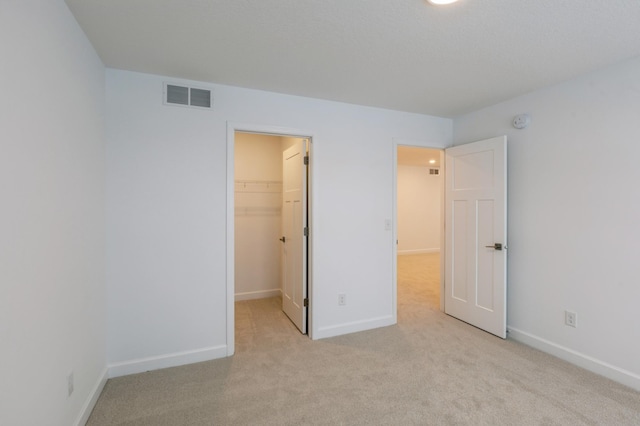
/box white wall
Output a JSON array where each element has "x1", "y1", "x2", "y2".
[
  {"x1": 453, "y1": 56, "x2": 640, "y2": 390},
  {"x1": 0, "y1": 1, "x2": 107, "y2": 425},
  {"x1": 235, "y1": 133, "x2": 283, "y2": 300},
  {"x1": 106, "y1": 68, "x2": 452, "y2": 373},
  {"x1": 397, "y1": 165, "x2": 441, "y2": 254}
]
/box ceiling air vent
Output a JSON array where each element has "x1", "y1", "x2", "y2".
[
  {"x1": 164, "y1": 83, "x2": 212, "y2": 110},
  {"x1": 429, "y1": 168, "x2": 440, "y2": 175}
]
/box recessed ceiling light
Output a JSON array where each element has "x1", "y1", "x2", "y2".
[
  {"x1": 429, "y1": 159, "x2": 436, "y2": 164},
  {"x1": 427, "y1": 0, "x2": 459, "y2": 5}
]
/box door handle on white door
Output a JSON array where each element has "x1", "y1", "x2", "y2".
[
  {"x1": 485, "y1": 243, "x2": 503, "y2": 250},
  {"x1": 279, "y1": 236, "x2": 286, "y2": 243}
]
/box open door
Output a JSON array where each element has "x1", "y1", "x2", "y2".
[
  {"x1": 281, "y1": 140, "x2": 308, "y2": 333},
  {"x1": 444, "y1": 136, "x2": 507, "y2": 338}
]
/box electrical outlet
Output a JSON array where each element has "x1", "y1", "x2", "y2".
[
  {"x1": 67, "y1": 371, "x2": 74, "y2": 397},
  {"x1": 338, "y1": 293, "x2": 346, "y2": 306},
  {"x1": 565, "y1": 311, "x2": 577, "y2": 328}
]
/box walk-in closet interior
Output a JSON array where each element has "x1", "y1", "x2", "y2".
[{"x1": 234, "y1": 133, "x2": 306, "y2": 302}]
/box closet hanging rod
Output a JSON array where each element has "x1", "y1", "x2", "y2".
[{"x1": 234, "y1": 206, "x2": 282, "y2": 216}]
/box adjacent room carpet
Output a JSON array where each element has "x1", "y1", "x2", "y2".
[{"x1": 87, "y1": 253, "x2": 640, "y2": 425}]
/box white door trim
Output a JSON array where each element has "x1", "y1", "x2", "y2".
[
  {"x1": 226, "y1": 122, "x2": 316, "y2": 356},
  {"x1": 392, "y1": 139, "x2": 446, "y2": 316}
]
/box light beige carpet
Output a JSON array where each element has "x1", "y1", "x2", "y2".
[{"x1": 87, "y1": 254, "x2": 640, "y2": 425}]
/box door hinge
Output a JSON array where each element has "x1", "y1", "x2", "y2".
[
  {"x1": 304, "y1": 227, "x2": 309, "y2": 237},
  {"x1": 304, "y1": 155, "x2": 309, "y2": 165},
  {"x1": 303, "y1": 298, "x2": 309, "y2": 307}
]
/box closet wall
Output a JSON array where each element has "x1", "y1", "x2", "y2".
[{"x1": 235, "y1": 133, "x2": 284, "y2": 300}]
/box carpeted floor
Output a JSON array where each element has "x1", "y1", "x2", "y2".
[{"x1": 87, "y1": 253, "x2": 640, "y2": 425}]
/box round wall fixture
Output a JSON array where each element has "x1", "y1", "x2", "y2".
[{"x1": 513, "y1": 114, "x2": 530, "y2": 129}]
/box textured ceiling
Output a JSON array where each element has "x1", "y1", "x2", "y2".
[{"x1": 65, "y1": 0, "x2": 640, "y2": 117}]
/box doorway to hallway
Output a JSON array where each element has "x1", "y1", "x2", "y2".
[
  {"x1": 394, "y1": 137, "x2": 508, "y2": 338},
  {"x1": 395, "y1": 145, "x2": 444, "y2": 317}
]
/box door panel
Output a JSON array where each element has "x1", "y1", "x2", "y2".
[
  {"x1": 452, "y1": 200, "x2": 469, "y2": 302},
  {"x1": 477, "y1": 200, "x2": 495, "y2": 311},
  {"x1": 445, "y1": 136, "x2": 507, "y2": 338},
  {"x1": 281, "y1": 140, "x2": 307, "y2": 333}
]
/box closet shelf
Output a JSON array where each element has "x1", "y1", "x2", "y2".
[{"x1": 235, "y1": 180, "x2": 283, "y2": 194}]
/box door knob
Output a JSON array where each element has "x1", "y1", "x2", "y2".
[
  {"x1": 485, "y1": 243, "x2": 502, "y2": 250},
  {"x1": 279, "y1": 236, "x2": 286, "y2": 243}
]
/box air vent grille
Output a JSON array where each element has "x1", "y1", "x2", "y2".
[
  {"x1": 164, "y1": 83, "x2": 212, "y2": 110},
  {"x1": 190, "y1": 88, "x2": 211, "y2": 108},
  {"x1": 166, "y1": 85, "x2": 189, "y2": 105},
  {"x1": 429, "y1": 168, "x2": 440, "y2": 175}
]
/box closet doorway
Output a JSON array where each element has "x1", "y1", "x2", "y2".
[
  {"x1": 232, "y1": 131, "x2": 310, "y2": 351},
  {"x1": 395, "y1": 146, "x2": 444, "y2": 314}
]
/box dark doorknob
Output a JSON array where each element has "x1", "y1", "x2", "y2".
[
  {"x1": 485, "y1": 243, "x2": 502, "y2": 250},
  {"x1": 279, "y1": 236, "x2": 286, "y2": 243}
]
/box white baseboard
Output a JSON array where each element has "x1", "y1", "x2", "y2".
[
  {"x1": 74, "y1": 367, "x2": 108, "y2": 426},
  {"x1": 398, "y1": 248, "x2": 440, "y2": 255},
  {"x1": 108, "y1": 345, "x2": 228, "y2": 378},
  {"x1": 315, "y1": 315, "x2": 395, "y2": 340},
  {"x1": 235, "y1": 289, "x2": 281, "y2": 301},
  {"x1": 507, "y1": 327, "x2": 640, "y2": 392}
]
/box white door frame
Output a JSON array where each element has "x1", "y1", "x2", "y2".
[
  {"x1": 226, "y1": 122, "x2": 315, "y2": 356},
  {"x1": 392, "y1": 139, "x2": 446, "y2": 316}
]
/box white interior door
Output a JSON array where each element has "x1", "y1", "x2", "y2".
[
  {"x1": 281, "y1": 140, "x2": 308, "y2": 333},
  {"x1": 444, "y1": 136, "x2": 507, "y2": 338}
]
